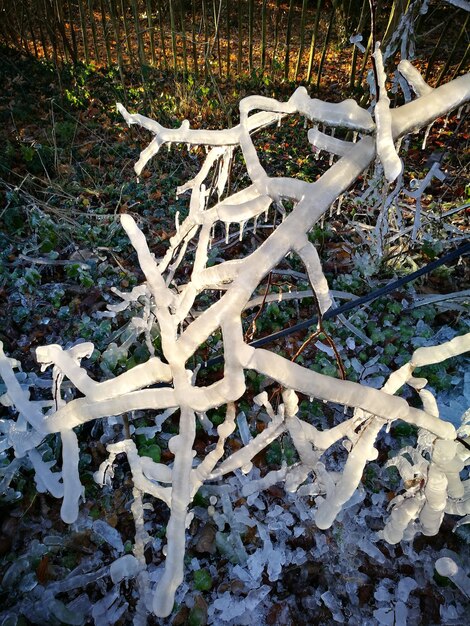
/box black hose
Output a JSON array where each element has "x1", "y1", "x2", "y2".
[{"x1": 203, "y1": 241, "x2": 470, "y2": 369}]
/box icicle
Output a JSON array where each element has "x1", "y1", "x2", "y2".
[
  {"x1": 304, "y1": 116, "x2": 307, "y2": 129},
  {"x1": 399, "y1": 72, "x2": 412, "y2": 102},
  {"x1": 277, "y1": 114, "x2": 282, "y2": 128},
  {"x1": 167, "y1": 142, "x2": 172, "y2": 152},
  {"x1": 353, "y1": 132, "x2": 358, "y2": 143},
  {"x1": 422, "y1": 123, "x2": 433, "y2": 150},
  {"x1": 329, "y1": 153, "x2": 334, "y2": 166},
  {"x1": 175, "y1": 211, "x2": 180, "y2": 233},
  {"x1": 225, "y1": 222, "x2": 230, "y2": 244},
  {"x1": 217, "y1": 148, "x2": 232, "y2": 199},
  {"x1": 187, "y1": 143, "x2": 190, "y2": 151},
  {"x1": 336, "y1": 195, "x2": 343, "y2": 215},
  {"x1": 367, "y1": 70, "x2": 377, "y2": 103},
  {"x1": 253, "y1": 215, "x2": 258, "y2": 234},
  {"x1": 264, "y1": 208, "x2": 269, "y2": 222},
  {"x1": 199, "y1": 183, "x2": 207, "y2": 213},
  {"x1": 239, "y1": 221, "x2": 246, "y2": 241}
]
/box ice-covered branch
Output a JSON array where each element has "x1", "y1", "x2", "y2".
[
  {"x1": 443, "y1": 0, "x2": 470, "y2": 11},
  {"x1": 391, "y1": 71, "x2": 470, "y2": 138},
  {"x1": 249, "y1": 347, "x2": 456, "y2": 439},
  {"x1": 398, "y1": 60, "x2": 434, "y2": 97},
  {"x1": 373, "y1": 44, "x2": 403, "y2": 182}
]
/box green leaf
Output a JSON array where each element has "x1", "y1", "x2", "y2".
[
  {"x1": 193, "y1": 568, "x2": 212, "y2": 591},
  {"x1": 140, "y1": 444, "x2": 161, "y2": 463}
]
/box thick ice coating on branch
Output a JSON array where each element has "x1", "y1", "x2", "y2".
[
  {"x1": 398, "y1": 60, "x2": 434, "y2": 96},
  {"x1": 1, "y1": 72, "x2": 470, "y2": 620},
  {"x1": 373, "y1": 44, "x2": 403, "y2": 182}
]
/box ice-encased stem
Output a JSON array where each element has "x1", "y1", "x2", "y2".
[
  {"x1": 373, "y1": 44, "x2": 403, "y2": 182},
  {"x1": 152, "y1": 405, "x2": 196, "y2": 617}
]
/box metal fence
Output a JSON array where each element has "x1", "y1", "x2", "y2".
[{"x1": 0, "y1": 1, "x2": 467, "y2": 89}]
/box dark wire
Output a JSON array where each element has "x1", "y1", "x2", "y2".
[{"x1": 202, "y1": 241, "x2": 470, "y2": 369}]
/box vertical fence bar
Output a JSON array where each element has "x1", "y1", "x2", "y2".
[
  {"x1": 19, "y1": 1, "x2": 32, "y2": 54},
  {"x1": 27, "y1": 5, "x2": 37, "y2": 55},
  {"x1": 284, "y1": 0, "x2": 295, "y2": 81},
  {"x1": 316, "y1": 2, "x2": 336, "y2": 91},
  {"x1": 237, "y1": 0, "x2": 243, "y2": 75},
  {"x1": 11, "y1": 1, "x2": 24, "y2": 50},
  {"x1": 131, "y1": 0, "x2": 146, "y2": 67},
  {"x1": 203, "y1": 0, "x2": 209, "y2": 78},
  {"x1": 436, "y1": 11, "x2": 469, "y2": 86},
  {"x1": 27, "y1": 4, "x2": 40, "y2": 57},
  {"x1": 66, "y1": 0, "x2": 79, "y2": 62},
  {"x1": 307, "y1": 0, "x2": 322, "y2": 84},
  {"x1": 169, "y1": 0, "x2": 178, "y2": 73},
  {"x1": 261, "y1": 0, "x2": 267, "y2": 70},
  {"x1": 99, "y1": 0, "x2": 113, "y2": 65},
  {"x1": 191, "y1": 0, "x2": 199, "y2": 76},
  {"x1": 349, "y1": 0, "x2": 368, "y2": 91},
  {"x1": 78, "y1": 0, "x2": 90, "y2": 64},
  {"x1": 43, "y1": 0, "x2": 60, "y2": 65},
  {"x1": 424, "y1": 17, "x2": 452, "y2": 82},
  {"x1": 16, "y1": 1, "x2": 33, "y2": 57},
  {"x1": 120, "y1": 0, "x2": 134, "y2": 63},
  {"x1": 37, "y1": 0, "x2": 50, "y2": 59},
  {"x1": 382, "y1": 0, "x2": 411, "y2": 50},
  {"x1": 295, "y1": 0, "x2": 308, "y2": 80},
  {"x1": 146, "y1": 0, "x2": 157, "y2": 65},
  {"x1": 181, "y1": 0, "x2": 189, "y2": 75},
  {"x1": 248, "y1": 0, "x2": 254, "y2": 72},
  {"x1": 108, "y1": 0, "x2": 125, "y2": 73},
  {"x1": 63, "y1": 0, "x2": 78, "y2": 62},
  {"x1": 9, "y1": 0, "x2": 22, "y2": 52},
  {"x1": 452, "y1": 42, "x2": 469, "y2": 79},
  {"x1": 355, "y1": 32, "x2": 372, "y2": 90},
  {"x1": 52, "y1": 0, "x2": 70, "y2": 63},
  {"x1": 271, "y1": 0, "x2": 282, "y2": 79},
  {"x1": 226, "y1": 0, "x2": 231, "y2": 77},
  {"x1": 88, "y1": 0, "x2": 101, "y2": 62},
  {"x1": 156, "y1": 0, "x2": 168, "y2": 70},
  {"x1": 213, "y1": 0, "x2": 222, "y2": 76}
]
